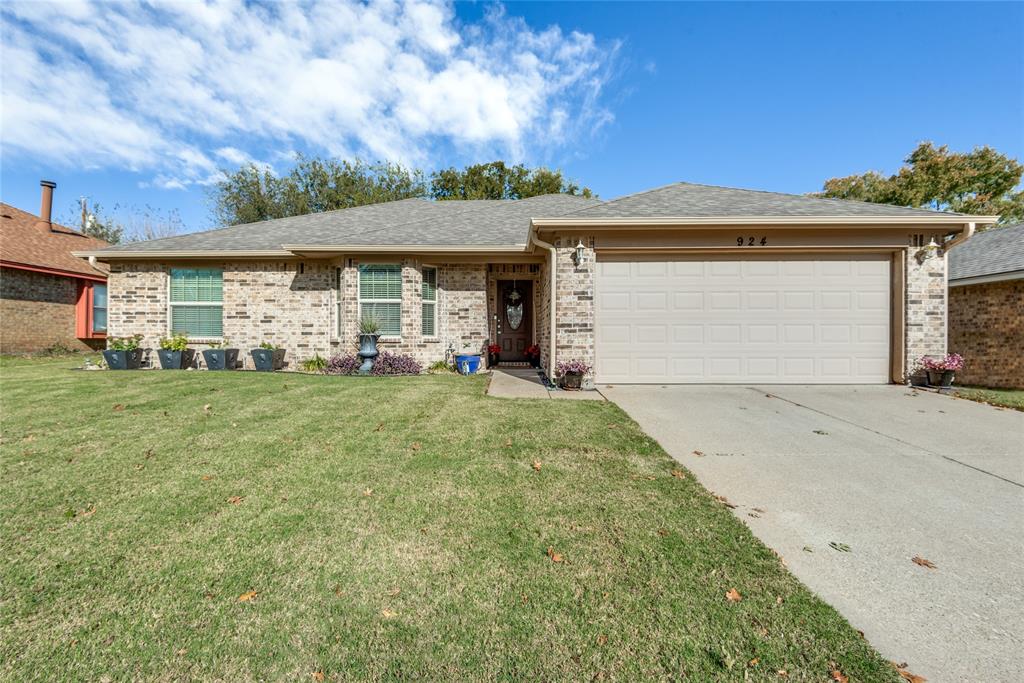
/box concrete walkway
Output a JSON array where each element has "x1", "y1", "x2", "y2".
[
  {"x1": 604, "y1": 384, "x2": 1024, "y2": 683},
  {"x1": 487, "y1": 368, "x2": 604, "y2": 400}
]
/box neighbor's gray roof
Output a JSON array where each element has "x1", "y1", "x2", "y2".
[
  {"x1": 565, "y1": 182, "x2": 966, "y2": 218},
  {"x1": 949, "y1": 223, "x2": 1024, "y2": 281},
  {"x1": 96, "y1": 194, "x2": 600, "y2": 253}
]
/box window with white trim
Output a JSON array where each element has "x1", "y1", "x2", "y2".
[
  {"x1": 358, "y1": 264, "x2": 402, "y2": 337},
  {"x1": 421, "y1": 266, "x2": 437, "y2": 337},
  {"x1": 169, "y1": 268, "x2": 223, "y2": 337}
]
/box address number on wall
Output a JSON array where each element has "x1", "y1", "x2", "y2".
[{"x1": 736, "y1": 236, "x2": 768, "y2": 246}]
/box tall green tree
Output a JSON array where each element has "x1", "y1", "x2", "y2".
[
  {"x1": 430, "y1": 161, "x2": 592, "y2": 200},
  {"x1": 814, "y1": 142, "x2": 1024, "y2": 225},
  {"x1": 210, "y1": 157, "x2": 428, "y2": 226}
]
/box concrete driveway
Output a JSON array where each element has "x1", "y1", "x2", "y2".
[{"x1": 603, "y1": 384, "x2": 1024, "y2": 683}]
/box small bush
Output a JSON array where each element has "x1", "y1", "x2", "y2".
[
  {"x1": 325, "y1": 353, "x2": 361, "y2": 375},
  {"x1": 108, "y1": 335, "x2": 143, "y2": 351},
  {"x1": 371, "y1": 352, "x2": 422, "y2": 376},
  {"x1": 302, "y1": 354, "x2": 327, "y2": 372},
  {"x1": 427, "y1": 360, "x2": 454, "y2": 373},
  {"x1": 159, "y1": 334, "x2": 189, "y2": 351}
]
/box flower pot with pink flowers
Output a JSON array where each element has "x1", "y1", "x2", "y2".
[
  {"x1": 556, "y1": 359, "x2": 591, "y2": 390},
  {"x1": 920, "y1": 353, "x2": 964, "y2": 388}
]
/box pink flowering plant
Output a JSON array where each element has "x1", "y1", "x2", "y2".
[
  {"x1": 556, "y1": 359, "x2": 591, "y2": 376},
  {"x1": 920, "y1": 353, "x2": 964, "y2": 372}
]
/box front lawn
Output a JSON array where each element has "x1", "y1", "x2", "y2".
[
  {"x1": 0, "y1": 359, "x2": 898, "y2": 681},
  {"x1": 954, "y1": 385, "x2": 1024, "y2": 411}
]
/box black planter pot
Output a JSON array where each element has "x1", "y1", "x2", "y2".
[
  {"x1": 528, "y1": 356, "x2": 540, "y2": 368},
  {"x1": 251, "y1": 348, "x2": 286, "y2": 371},
  {"x1": 358, "y1": 333, "x2": 379, "y2": 374},
  {"x1": 202, "y1": 348, "x2": 239, "y2": 370},
  {"x1": 488, "y1": 352, "x2": 500, "y2": 366},
  {"x1": 561, "y1": 371, "x2": 583, "y2": 390},
  {"x1": 927, "y1": 369, "x2": 955, "y2": 388},
  {"x1": 103, "y1": 349, "x2": 142, "y2": 370},
  {"x1": 157, "y1": 349, "x2": 195, "y2": 370}
]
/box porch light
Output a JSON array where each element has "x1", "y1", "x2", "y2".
[{"x1": 572, "y1": 239, "x2": 585, "y2": 266}]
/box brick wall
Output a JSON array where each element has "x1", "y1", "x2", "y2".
[
  {"x1": 949, "y1": 279, "x2": 1024, "y2": 389},
  {"x1": 552, "y1": 236, "x2": 595, "y2": 375},
  {"x1": 904, "y1": 247, "x2": 948, "y2": 379},
  {"x1": 108, "y1": 259, "x2": 488, "y2": 369},
  {"x1": 0, "y1": 267, "x2": 97, "y2": 352}
]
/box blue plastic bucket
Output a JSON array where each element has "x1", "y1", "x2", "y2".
[{"x1": 455, "y1": 353, "x2": 482, "y2": 375}]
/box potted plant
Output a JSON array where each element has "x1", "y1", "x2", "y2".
[
  {"x1": 525, "y1": 344, "x2": 541, "y2": 368},
  {"x1": 103, "y1": 335, "x2": 144, "y2": 370},
  {"x1": 556, "y1": 359, "x2": 591, "y2": 390},
  {"x1": 251, "y1": 341, "x2": 286, "y2": 371},
  {"x1": 455, "y1": 342, "x2": 482, "y2": 375},
  {"x1": 156, "y1": 334, "x2": 194, "y2": 370},
  {"x1": 357, "y1": 315, "x2": 381, "y2": 374},
  {"x1": 202, "y1": 338, "x2": 239, "y2": 371},
  {"x1": 921, "y1": 353, "x2": 964, "y2": 388},
  {"x1": 487, "y1": 343, "x2": 501, "y2": 366}
]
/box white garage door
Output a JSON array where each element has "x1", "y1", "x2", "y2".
[{"x1": 595, "y1": 254, "x2": 891, "y2": 384}]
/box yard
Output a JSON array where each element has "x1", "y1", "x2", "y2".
[
  {"x1": 1, "y1": 357, "x2": 899, "y2": 681},
  {"x1": 954, "y1": 385, "x2": 1024, "y2": 411}
]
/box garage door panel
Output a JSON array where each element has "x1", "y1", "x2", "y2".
[{"x1": 596, "y1": 254, "x2": 890, "y2": 384}]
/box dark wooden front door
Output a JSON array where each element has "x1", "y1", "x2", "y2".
[{"x1": 496, "y1": 280, "x2": 532, "y2": 362}]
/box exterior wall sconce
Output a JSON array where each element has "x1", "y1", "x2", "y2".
[{"x1": 572, "y1": 239, "x2": 586, "y2": 267}]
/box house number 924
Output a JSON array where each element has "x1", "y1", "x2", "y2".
[{"x1": 737, "y1": 236, "x2": 768, "y2": 246}]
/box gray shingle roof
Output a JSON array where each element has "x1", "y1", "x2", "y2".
[
  {"x1": 949, "y1": 223, "x2": 1024, "y2": 281},
  {"x1": 566, "y1": 182, "x2": 966, "y2": 218},
  {"x1": 97, "y1": 194, "x2": 600, "y2": 253}
]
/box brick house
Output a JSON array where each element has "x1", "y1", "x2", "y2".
[
  {"x1": 77, "y1": 183, "x2": 995, "y2": 383},
  {"x1": 947, "y1": 223, "x2": 1024, "y2": 389},
  {"x1": 1, "y1": 181, "x2": 109, "y2": 353}
]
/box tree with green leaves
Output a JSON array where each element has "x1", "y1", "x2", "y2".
[
  {"x1": 814, "y1": 142, "x2": 1024, "y2": 226},
  {"x1": 61, "y1": 200, "x2": 184, "y2": 244},
  {"x1": 430, "y1": 161, "x2": 592, "y2": 200},
  {"x1": 210, "y1": 157, "x2": 428, "y2": 226}
]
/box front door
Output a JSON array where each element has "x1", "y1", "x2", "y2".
[{"x1": 496, "y1": 280, "x2": 532, "y2": 362}]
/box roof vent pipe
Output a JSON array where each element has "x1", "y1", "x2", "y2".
[{"x1": 37, "y1": 180, "x2": 56, "y2": 231}]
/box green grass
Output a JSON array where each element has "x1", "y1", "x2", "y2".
[
  {"x1": 0, "y1": 358, "x2": 898, "y2": 681},
  {"x1": 954, "y1": 385, "x2": 1024, "y2": 411}
]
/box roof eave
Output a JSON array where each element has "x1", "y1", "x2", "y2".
[
  {"x1": 949, "y1": 269, "x2": 1024, "y2": 287},
  {"x1": 531, "y1": 215, "x2": 999, "y2": 229},
  {"x1": 72, "y1": 249, "x2": 294, "y2": 260},
  {"x1": 73, "y1": 244, "x2": 531, "y2": 260}
]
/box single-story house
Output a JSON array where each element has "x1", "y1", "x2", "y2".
[
  {"x1": 1, "y1": 181, "x2": 109, "y2": 353},
  {"x1": 948, "y1": 223, "x2": 1023, "y2": 389},
  {"x1": 76, "y1": 182, "x2": 997, "y2": 384}
]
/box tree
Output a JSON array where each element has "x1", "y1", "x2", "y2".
[
  {"x1": 62, "y1": 200, "x2": 184, "y2": 244},
  {"x1": 210, "y1": 157, "x2": 428, "y2": 226},
  {"x1": 429, "y1": 161, "x2": 592, "y2": 200},
  {"x1": 814, "y1": 142, "x2": 1024, "y2": 226}
]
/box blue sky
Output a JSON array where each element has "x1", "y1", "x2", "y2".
[{"x1": 2, "y1": 1, "x2": 1021, "y2": 234}]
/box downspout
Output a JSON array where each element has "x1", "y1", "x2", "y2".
[
  {"x1": 946, "y1": 221, "x2": 975, "y2": 249},
  {"x1": 529, "y1": 226, "x2": 557, "y2": 381}
]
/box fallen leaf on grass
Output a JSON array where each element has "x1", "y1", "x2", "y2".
[
  {"x1": 546, "y1": 546, "x2": 564, "y2": 563},
  {"x1": 714, "y1": 495, "x2": 736, "y2": 509},
  {"x1": 227, "y1": 496, "x2": 244, "y2": 505},
  {"x1": 830, "y1": 669, "x2": 848, "y2": 683},
  {"x1": 657, "y1": 528, "x2": 669, "y2": 537},
  {"x1": 504, "y1": 438, "x2": 513, "y2": 447},
  {"x1": 725, "y1": 588, "x2": 742, "y2": 603},
  {"x1": 381, "y1": 609, "x2": 396, "y2": 619},
  {"x1": 777, "y1": 671, "x2": 788, "y2": 678},
  {"x1": 410, "y1": 442, "x2": 421, "y2": 452},
  {"x1": 80, "y1": 505, "x2": 97, "y2": 518},
  {"x1": 606, "y1": 423, "x2": 618, "y2": 430},
  {"x1": 201, "y1": 475, "x2": 214, "y2": 481},
  {"x1": 203, "y1": 404, "x2": 212, "y2": 414},
  {"x1": 368, "y1": 422, "x2": 382, "y2": 432},
  {"x1": 312, "y1": 672, "x2": 325, "y2": 682},
  {"x1": 894, "y1": 663, "x2": 928, "y2": 682},
  {"x1": 363, "y1": 488, "x2": 373, "y2": 497},
  {"x1": 596, "y1": 634, "x2": 608, "y2": 645},
  {"x1": 176, "y1": 648, "x2": 187, "y2": 656},
  {"x1": 112, "y1": 404, "x2": 125, "y2": 411},
  {"x1": 748, "y1": 658, "x2": 760, "y2": 667},
  {"x1": 532, "y1": 460, "x2": 542, "y2": 472},
  {"x1": 237, "y1": 591, "x2": 257, "y2": 602},
  {"x1": 911, "y1": 556, "x2": 937, "y2": 569},
  {"x1": 829, "y1": 541, "x2": 851, "y2": 552},
  {"x1": 332, "y1": 585, "x2": 344, "y2": 597},
  {"x1": 670, "y1": 469, "x2": 686, "y2": 479}
]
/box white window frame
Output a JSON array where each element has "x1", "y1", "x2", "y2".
[
  {"x1": 334, "y1": 266, "x2": 343, "y2": 340},
  {"x1": 167, "y1": 268, "x2": 224, "y2": 341},
  {"x1": 421, "y1": 265, "x2": 438, "y2": 339},
  {"x1": 358, "y1": 263, "x2": 403, "y2": 339}
]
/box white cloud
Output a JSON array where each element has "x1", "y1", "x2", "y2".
[{"x1": 0, "y1": 0, "x2": 616, "y2": 187}]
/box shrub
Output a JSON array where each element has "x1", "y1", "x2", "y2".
[
  {"x1": 427, "y1": 359, "x2": 454, "y2": 373},
  {"x1": 108, "y1": 335, "x2": 143, "y2": 351},
  {"x1": 359, "y1": 315, "x2": 381, "y2": 335},
  {"x1": 556, "y1": 359, "x2": 591, "y2": 376},
  {"x1": 258, "y1": 341, "x2": 277, "y2": 350},
  {"x1": 325, "y1": 353, "x2": 361, "y2": 375},
  {"x1": 370, "y1": 352, "x2": 422, "y2": 376},
  {"x1": 302, "y1": 354, "x2": 327, "y2": 372}
]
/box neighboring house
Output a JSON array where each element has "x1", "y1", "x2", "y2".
[
  {"x1": 1, "y1": 181, "x2": 109, "y2": 353},
  {"x1": 948, "y1": 223, "x2": 1024, "y2": 389},
  {"x1": 76, "y1": 182, "x2": 996, "y2": 384}
]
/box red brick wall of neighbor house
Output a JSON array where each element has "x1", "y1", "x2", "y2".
[
  {"x1": 0, "y1": 267, "x2": 98, "y2": 352},
  {"x1": 948, "y1": 280, "x2": 1024, "y2": 389}
]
